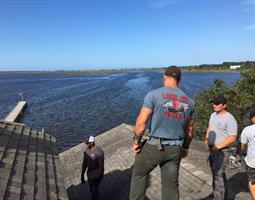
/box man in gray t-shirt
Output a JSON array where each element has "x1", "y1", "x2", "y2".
[
  {"x1": 205, "y1": 95, "x2": 237, "y2": 200},
  {"x1": 130, "y1": 66, "x2": 195, "y2": 200}
]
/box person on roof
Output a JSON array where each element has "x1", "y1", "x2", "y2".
[
  {"x1": 129, "y1": 66, "x2": 195, "y2": 200},
  {"x1": 81, "y1": 136, "x2": 104, "y2": 200}
]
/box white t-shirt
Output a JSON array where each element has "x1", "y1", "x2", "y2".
[{"x1": 240, "y1": 124, "x2": 255, "y2": 168}]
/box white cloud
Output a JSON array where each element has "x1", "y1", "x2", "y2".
[
  {"x1": 149, "y1": 0, "x2": 174, "y2": 8},
  {"x1": 244, "y1": 24, "x2": 255, "y2": 30}
]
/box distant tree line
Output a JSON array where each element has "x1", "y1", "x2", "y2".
[
  {"x1": 183, "y1": 61, "x2": 255, "y2": 71},
  {"x1": 194, "y1": 67, "x2": 255, "y2": 140}
]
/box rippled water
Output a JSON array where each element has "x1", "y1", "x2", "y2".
[{"x1": 0, "y1": 72, "x2": 240, "y2": 151}]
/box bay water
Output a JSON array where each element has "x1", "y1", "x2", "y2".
[{"x1": 0, "y1": 72, "x2": 240, "y2": 151}]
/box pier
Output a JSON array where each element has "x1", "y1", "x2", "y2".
[{"x1": 5, "y1": 101, "x2": 27, "y2": 122}]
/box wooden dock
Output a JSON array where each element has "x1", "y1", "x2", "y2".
[{"x1": 5, "y1": 101, "x2": 27, "y2": 122}]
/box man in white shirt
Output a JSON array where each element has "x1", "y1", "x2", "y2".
[{"x1": 240, "y1": 106, "x2": 255, "y2": 200}]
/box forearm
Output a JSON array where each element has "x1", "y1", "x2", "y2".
[
  {"x1": 81, "y1": 158, "x2": 87, "y2": 177},
  {"x1": 134, "y1": 122, "x2": 146, "y2": 138},
  {"x1": 134, "y1": 107, "x2": 152, "y2": 144},
  {"x1": 205, "y1": 127, "x2": 210, "y2": 142},
  {"x1": 215, "y1": 135, "x2": 237, "y2": 149},
  {"x1": 183, "y1": 120, "x2": 194, "y2": 149},
  {"x1": 81, "y1": 165, "x2": 87, "y2": 176}
]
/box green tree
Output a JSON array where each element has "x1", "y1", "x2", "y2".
[{"x1": 194, "y1": 70, "x2": 255, "y2": 140}]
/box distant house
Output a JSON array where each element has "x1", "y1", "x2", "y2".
[{"x1": 230, "y1": 65, "x2": 241, "y2": 70}]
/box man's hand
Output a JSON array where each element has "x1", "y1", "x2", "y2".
[
  {"x1": 132, "y1": 143, "x2": 141, "y2": 154},
  {"x1": 81, "y1": 175, "x2": 85, "y2": 184},
  {"x1": 209, "y1": 145, "x2": 219, "y2": 152},
  {"x1": 204, "y1": 140, "x2": 210, "y2": 150},
  {"x1": 181, "y1": 147, "x2": 189, "y2": 158}
]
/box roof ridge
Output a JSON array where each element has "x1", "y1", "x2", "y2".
[{"x1": 0, "y1": 120, "x2": 26, "y2": 127}]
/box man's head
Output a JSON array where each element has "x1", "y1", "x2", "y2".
[
  {"x1": 250, "y1": 106, "x2": 255, "y2": 124},
  {"x1": 164, "y1": 66, "x2": 181, "y2": 82},
  {"x1": 85, "y1": 136, "x2": 95, "y2": 149},
  {"x1": 210, "y1": 95, "x2": 227, "y2": 113},
  {"x1": 163, "y1": 66, "x2": 181, "y2": 87}
]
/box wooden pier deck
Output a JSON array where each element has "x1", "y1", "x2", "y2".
[{"x1": 5, "y1": 101, "x2": 27, "y2": 122}]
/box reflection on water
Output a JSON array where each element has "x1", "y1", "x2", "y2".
[{"x1": 0, "y1": 72, "x2": 240, "y2": 151}]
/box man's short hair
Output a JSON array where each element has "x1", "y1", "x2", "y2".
[
  {"x1": 164, "y1": 66, "x2": 181, "y2": 81},
  {"x1": 210, "y1": 95, "x2": 227, "y2": 105}
]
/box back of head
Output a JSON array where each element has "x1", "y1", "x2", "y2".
[{"x1": 164, "y1": 66, "x2": 181, "y2": 82}]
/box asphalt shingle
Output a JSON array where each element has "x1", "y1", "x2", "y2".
[
  {"x1": 0, "y1": 120, "x2": 68, "y2": 200},
  {"x1": 59, "y1": 123, "x2": 252, "y2": 200}
]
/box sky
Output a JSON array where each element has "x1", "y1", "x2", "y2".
[{"x1": 0, "y1": 0, "x2": 255, "y2": 71}]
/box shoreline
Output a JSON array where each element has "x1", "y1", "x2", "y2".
[{"x1": 0, "y1": 69, "x2": 243, "y2": 75}]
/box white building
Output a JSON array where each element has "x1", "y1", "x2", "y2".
[{"x1": 230, "y1": 65, "x2": 241, "y2": 70}]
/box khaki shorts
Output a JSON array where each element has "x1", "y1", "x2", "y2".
[{"x1": 246, "y1": 165, "x2": 255, "y2": 185}]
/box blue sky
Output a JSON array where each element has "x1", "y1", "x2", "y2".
[{"x1": 0, "y1": 0, "x2": 255, "y2": 71}]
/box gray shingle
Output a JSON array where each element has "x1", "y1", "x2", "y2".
[
  {"x1": 0, "y1": 120, "x2": 68, "y2": 200},
  {"x1": 60, "y1": 123, "x2": 252, "y2": 200}
]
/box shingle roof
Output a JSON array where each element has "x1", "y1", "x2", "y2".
[
  {"x1": 59, "y1": 123, "x2": 252, "y2": 200},
  {"x1": 59, "y1": 124, "x2": 211, "y2": 200},
  {"x1": 0, "y1": 120, "x2": 68, "y2": 200}
]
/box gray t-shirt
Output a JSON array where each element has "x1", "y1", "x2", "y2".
[
  {"x1": 143, "y1": 86, "x2": 195, "y2": 145},
  {"x1": 240, "y1": 124, "x2": 255, "y2": 168},
  {"x1": 208, "y1": 112, "x2": 237, "y2": 145}
]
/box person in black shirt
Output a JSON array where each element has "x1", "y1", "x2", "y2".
[{"x1": 81, "y1": 136, "x2": 104, "y2": 200}]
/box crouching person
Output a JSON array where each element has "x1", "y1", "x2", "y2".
[{"x1": 81, "y1": 136, "x2": 104, "y2": 200}]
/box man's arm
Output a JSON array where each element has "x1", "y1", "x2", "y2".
[
  {"x1": 204, "y1": 126, "x2": 211, "y2": 150},
  {"x1": 215, "y1": 115, "x2": 237, "y2": 150},
  {"x1": 81, "y1": 153, "x2": 87, "y2": 184},
  {"x1": 236, "y1": 143, "x2": 247, "y2": 155},
  {"x1": 99, "y1": 151, "x2": 104, "y2": 180},
  {"x1": 133, "y1": 107, "x2": 152, "y2": 154},
  {"x1": 183, "y1": 119, "x2": 194, "y2": 149},
  {"x1": 215, "y1": 135, "x2": 237, "y2": 150},
  {"x1": 181, "y1": 119, "x2": 194, "y2": 158}
]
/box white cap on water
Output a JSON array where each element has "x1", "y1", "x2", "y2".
[{"x1": 88, "y1": 136, "x2": 95, "y2": 143}]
